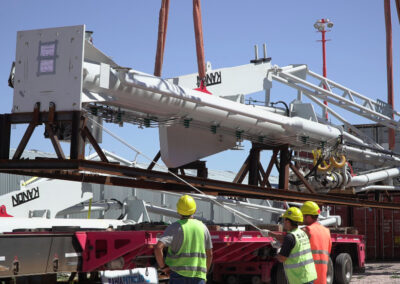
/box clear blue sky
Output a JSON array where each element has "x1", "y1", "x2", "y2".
[{"x1": 0, "y1": 1, "x2": 399, "y2": 174}]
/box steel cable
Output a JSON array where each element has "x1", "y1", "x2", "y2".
[{"x1": 87, "y1": 117, "x2": 269, "y2": 233}]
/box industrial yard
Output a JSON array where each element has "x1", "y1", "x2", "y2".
[
  {"x1": 351, "y1": 262, "x2": 400, "y2": 283},
  {"x1": 1, "y1": 1, "x2": 400, "y2": 283}
]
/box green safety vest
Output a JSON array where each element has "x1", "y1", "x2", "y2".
[
  {"x1": 284, "y1": 228, "x2": 317, "y2": 284},
  {"x1": 165, "y1": 219, "x2": 207, "y2": 280}
]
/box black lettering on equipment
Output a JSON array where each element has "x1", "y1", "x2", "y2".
[
  {"x1": 12, "y1": 187, "x2": 40, "y2": 207},
  {"x1": 197, "y1": 71, "x2": 222, "y2": 87}
]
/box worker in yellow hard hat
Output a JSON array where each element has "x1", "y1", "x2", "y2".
[
  {"x1": 154, "y1": 195, "x2": 213, "y2": 283},
  {"x1": 301, "y1": 201, "x2": 332, "y2": 284},
  {"x1": 277, "y1": 207, "x2": 317, "y2": 284}
]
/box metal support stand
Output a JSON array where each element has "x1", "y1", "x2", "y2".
[
  {"x1": 233, "y1": 143, "x2": 290, "y2": 189},
  {"x1": 1, "y1": 107, "x2": 108, "y2": 163},
  {"x1": 46, "y1": 103, "x2": 66, "y2": 159},
  {"x1": 169, "y1": 160, "x2": 208, "y2": 178},
  {"x1": 261, "y1": 150, "x2": 277, "y2": 188},
  {"x1": 70, "y1": 111, "x2": 86, "y2": 160},
  {"x1": 232, "y1": 143, "x2": 315, "y2": 192},
  {"x1": 0, "y1": 109, "x2": 396, "y2": 209},
  {"x1": 248, "y1": 146, "x2": 261, "y2": 186},
  {"x1": 13, "y1": 103, "x2": 40, "y2": 160},
  {"x1": 278, "y1": 145, "x2": 290, "y2": 190}
]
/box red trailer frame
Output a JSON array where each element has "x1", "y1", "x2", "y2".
[
  {"x1": 75, "y1": 230, "x2": 365, "y2": 283},
  {"x1": 0, "y1": 229, "x2": 365, "y2": 283}
]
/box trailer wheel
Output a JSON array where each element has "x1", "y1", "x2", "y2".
[
  {"x1": 225, "y1": 274, "x2": 238, "y2": 284},
  {"x1": 251, "y1": 275, "x2": 262, "y2": 284},
  {"x1": 271, "y1": 263, "x2": 288, "y2": 284},
  {"x1": 327, "y1": 256, "x2": 334, "y2": 284},
  {"x1": 334, "y1": 253, "x2": 353, "y2": 284}
]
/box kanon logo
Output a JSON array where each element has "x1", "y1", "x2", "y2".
[
  {"x1": 197, "y1": 71, "x2": 222, "y2": 87},
  {"x1": 11, "y1": 187, "x2": 40, "y2": 207}
]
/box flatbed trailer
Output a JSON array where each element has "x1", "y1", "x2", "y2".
[{"x1": 0, "y1": 229, "x2": 365, "y2": 284}]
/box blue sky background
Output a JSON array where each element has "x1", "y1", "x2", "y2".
[{"x1": 0, "y1": 1, "x2": 399, "y2": 174}]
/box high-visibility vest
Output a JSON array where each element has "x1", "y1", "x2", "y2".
[
  {"x1": 165, "y1": 219, "x2": 207, "y2": 280},
  {"x1": 284, "y1": 228, "x2": 317, "y2": 284},
  {"x1": 306, "y1": 222, "x2": 332, "y2": 284}
]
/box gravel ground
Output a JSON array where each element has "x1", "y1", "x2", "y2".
[{"x1": 351, "y1": 262, "x2": 400, "y2": 283}]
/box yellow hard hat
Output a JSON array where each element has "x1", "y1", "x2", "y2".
[
  {"x1": 282, "y1": 207, "x2": 303, "y2": 222},
  {"x1": 300, "y1": 201, "x2": 321, "y2": 216},
  {"x1": 177, "y1": 195, "x2": 196, "y2": 216}
]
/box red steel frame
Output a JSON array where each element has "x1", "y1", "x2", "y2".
[
  {"x1": 74, "y1": 230, "x2": 365, "y2": 282},
  {"x1": 75, "y1": 230, "x2": 277, "y2": 272},
  {"x1": 0, "y1": 229, "x2": 365, "y2": 280},
  {"x1": 331, "y1": 233, "x2": 365, "y2": 268}
]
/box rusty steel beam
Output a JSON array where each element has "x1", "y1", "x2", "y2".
[
  {"x1": 70, "y1": 112, "x2": 85, "y2": 160},
  {"x1": 261, "y1": 149, "x2": 277, "y2": 188},
  {"x1": 2, "y1": 159, "x2": 400, "y2": 209},
  {"x1": 147, "y1": 151, "x2": 161, "y2": 170},
  {"x1": 81, "y1": 126, "x2": 109, "y2": 163},
  {"x1": 45, "y1": 104, "x2": 66, "y2": 160},
  {"x1": 0, "y1": 114, "x2": 11, "y2": 159},
  {"x1": 233, "y1": 155, "x2": 250, "y2": 184},
  {"x1": 289, "y1": 163, "x2": 316, "y2": 194},
  {"x1": 8, "y1": 111, "x2": 75, "y2": 124},
  {"x1": 12, "y1": 104, "x2": 40, "y2": 160},
  {"x1": 279, "y1": 145, "x2": 290, "y2": 190},
  {"x1": 248, "y1": 147, "x2": 260, "y2": 185},
  {"x1": 12, "y1": 123, "x2": 36, "y2": 159},
  {"x1": 46, "y1": 124, "x2": 66, "y2": 159}
]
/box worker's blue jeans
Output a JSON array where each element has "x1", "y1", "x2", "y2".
[{"x1": 169, "y1": 271, "x2": 206, "y2": 284}]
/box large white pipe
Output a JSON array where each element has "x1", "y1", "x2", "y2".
[
  {"x1": 57, "y1": 201, "x2": 123, "y2": 216},
  {"x1": 0, "y1": 218, "x2": 134, "y2": 233},
  {"x1": 82, "y1": 63, "x2": 343, "y2": 146},
  {"x1": 356, "y1": 185, "x2": 400, "y2": 193},
  {"x1": 347, "y1": 167, "x2": 400, "y2": 187},
  {"x1": 342, "y1": 145, "x2": 400, "y2": 166},
  {"x1": 319, "y1": 217, "x2": 340, "y2": 227},
  {"x1": 82, "y1": 62, "x2": 400, "y2": 167},
  {"x1": 158, "y1": 191, "x2": 335, "y2": 223}
]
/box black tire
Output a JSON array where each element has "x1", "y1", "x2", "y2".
[
  {"x1": 334, "y1": 253, "x2": 353, "y2": 284},
  {"x1": 327, "y1": 257, "x2": 334, "y2": 284},
  {"x1": 225, "y1": 275, "x2": 238, "y2": 284},
  {"x1": 251, "y1": 275, "x2": 262, "y2": 284},
  {"x1": 271, "y1": 263, "x2": 288, "y2": 284}
]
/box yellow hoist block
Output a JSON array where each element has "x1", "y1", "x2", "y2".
[{"x1": 312, "y1": 150, "x2": 346, "y2": 171}]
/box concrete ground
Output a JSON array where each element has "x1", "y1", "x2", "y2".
[{"x1": 351, "y1": 262, "x2": 400, "y2": 283}]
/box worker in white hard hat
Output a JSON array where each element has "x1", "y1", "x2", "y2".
[
  {"x1": 277, "y1": 207, "x2": 317, "y2": 284},
  {"x1": 301, "y1": 201, "x2": 332, "y2": 284},
  {"x1": 154, "y1": 195, "x2": 213, "y2": 284}
]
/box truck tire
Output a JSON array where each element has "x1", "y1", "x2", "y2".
[
  {"x1": 334, "y1": 253, "x2": 353, "y2": 284},
  {"x1": 251, "y1": 275, "x2": 262, "y2": 284},
  {"x1": 225, "y1": 274, "x2": 238, "y2": 284},
  {"x1": 271, "y1": 263, "x2": 288, "y2": 284},
  {"x1": 327, "y1": 256, "x2": 334, "y2": 284}
]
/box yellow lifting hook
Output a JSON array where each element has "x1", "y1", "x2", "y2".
[{"x1": 312, "y1": 150, "x2": 346, "y2": 171}]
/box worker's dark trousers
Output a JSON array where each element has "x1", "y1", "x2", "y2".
[{"x1": 169, "y1": 271, "x2": 205, "y2": 284}]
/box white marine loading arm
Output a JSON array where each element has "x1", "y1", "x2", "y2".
[{"x1": 9, "y1": 25, "x2": 400, "y2": 193}]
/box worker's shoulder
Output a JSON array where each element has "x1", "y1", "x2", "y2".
[
  {"x1": 165, "y1": 221, "x2": 183, "y2": 232},
  {"x1": 314, "y1": 222, "x2": 331, "y2": 236},
  {"x1": 284, "y1": 231, "x2": 296, "y2": 241}
]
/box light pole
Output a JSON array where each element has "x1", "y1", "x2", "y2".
[{"x1": 314, "y1": 18, "x2": 333, "y2": 121}]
